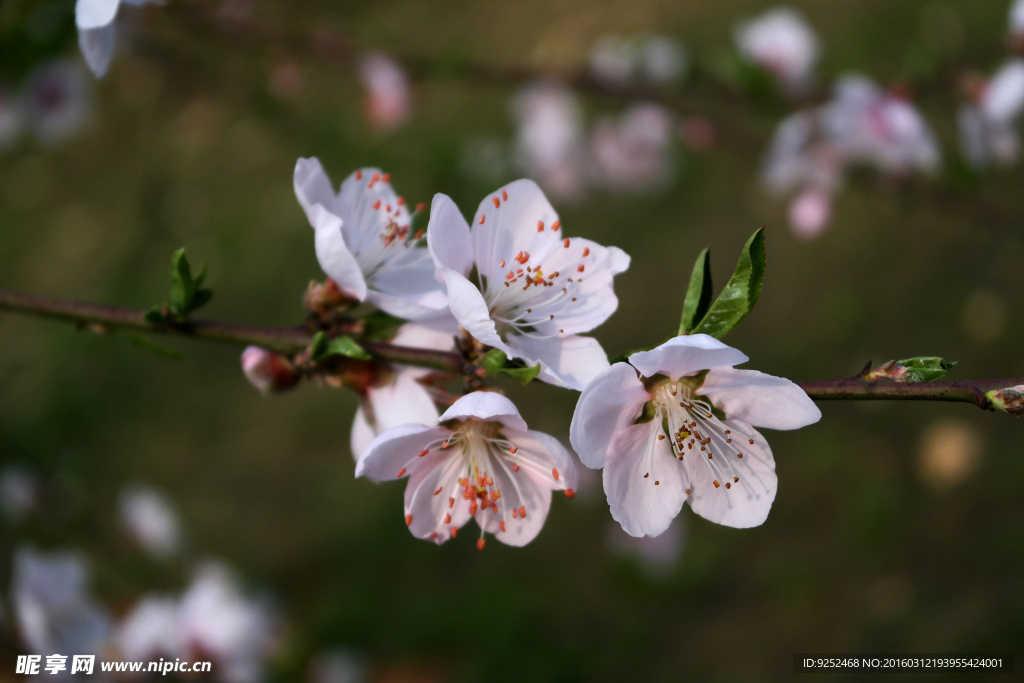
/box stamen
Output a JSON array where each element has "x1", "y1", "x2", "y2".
[
  {"x1": 477, "y1": 538, "x2": 486, "y2": 550},
  {"x1": 405, "y1": 514, "x2": 412, "y2": 526},
  {"x1": 396, "y1": 467, "x2": 406, "y2": 477},
  {"x1": 492, "y1": 196, "x2": 500, "y2": 208},
  {"x1": 564, "y1": 489, "x2": 575, "y2": 498}
]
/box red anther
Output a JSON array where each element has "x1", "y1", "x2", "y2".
[
  {"x1": 513, "y1": 464, "x2": 519, "y2": 472},
  {"x1": 382, "y1": 173, "x2": 391, "y2": 182},
  {"x1": 397, "y1": 196, "x2": 404, "y2": 206},
  {"x1": 519, "y1": 505, "x2": 526, "y2": 518},
  {"x1": 433, "y1": 487, "x2": 443, "y2": 496},
  {"x1": 577, "y1": 265, "x2": 585, "y2": 272},
  {"x1": 509, "y1": 446, "x2": 518, "y2": 454},
  {"x1": 500, "y1": 521, "x2": 506, "y2": 532},
  {"x1": 450, "y1": 526, "x2": 458, "y2": 538},
  {"x1": 552, "y1": 468, "x2": 560, "y2": 481},
  {"x1": 414, "y1": 228, "x2": 425, "y2": 240},
  {"x1": 419, "y1": 449, "x2": 429, "y2": 457},
  {"x1": 397, "y1": 467, "x2": 406, "y2": 477},
  {"x1": 444, "y1": 513, "x2": 451, "y2": 524},
  {"x1": 449, "y1": 497, "x2": 455, "y2": 508},
  {"x1": 499, "y1": 259, "x2": 505, "y2": 267},
  {"x1": 734, "y1": 477, "x2": 739, "y2": 482},
  {"x1": 502, "y1": 190, "x2": 508, "y2": 201},
  {"x1": 512, "y1": 508, "x2": 518, "y2": 519},
  {"x1": 355, "y1": 170, "x2": 363, "y2": 180},
  {"x1": 492, "y1": 196, "x2": 500, "y2": 208},
  {"x1": 552, "y1": 220, "x2": 561, "y2": 231},
  {"x1": 713, "y1": 480, "x2": 720, "y2": 488},
  {"x1": 477, "y1": 538, "x2": 486, "y2": 551},
  {"x1": 492, "y1": 503, "x2": 498, "y2": 512},
  {"x1": 405, "y1": 514, "x2": 412, "y2": 526},
  {"x1": 563, "y1": 238, "x2": 570, "y2": 248},
  {"x1": 442, "y1": 442, "x2": 450, "y2": 449},
  {"x1": 373, "y1": 200, "x2": 381, "y2": 210},
  {"x1": 537, "y1": 221, "x2": 544, "y2": 232},
  {"x1": 486, "y1": 477, "x2": 494, "y2": 486},
  {"x1": 416, "y1": 203, "x2": 426, "y2": 211},
  {"x1": 477, "y1": 475, "x2": 487, "y2": 487},
  {"x1": 469, "y1": 501, "x2": 478, "y2": 515},
  {"x1": 582, "y1": 247, "x2": 590, "y2": 257},
  {"x1": 564, "y1": 489, "x2": 576, "y2": 498},
  {"x1": 371, "y1": 171, "x2": 380, "y2": 182},
  {"x1": 725, "y1": 483, "x2": 731, "y2": 489},
  {"x1": 492, "y1": 490, "x2": 501, "y2": 500},
  {"x1": 506, "y1": 272, "x2": 514, "y2": 280}
]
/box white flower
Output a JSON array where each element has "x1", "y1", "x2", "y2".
[
  {"x1": 117, "y1": 596, "x2": 182, "y2": 660},
  {"x1": 958, "y1": 60, "x2": 1024, "y2": 168},
  {"x1": 638, "y1": 37, "x2": 687, "y2": 85},
  {"x1": 349, "y1": 322, "x2": 456, "y2": 460},
  {"x1": 356, "y1": 391, "x2": 577, "y2": 548},
  {"x1": 357, "y1": 52, "x2": 411, "y2": 132},
  {"x1": 76, "y1": 0, "x2": 160, "y2": 77},
  {"x1": 1011, "y1": 0, "x2": 1024, "y2": 37},
  {"x1": 589, "y1": 36, "x2": 687, "y2": 86},
  {"x1": 0, "y1": 464, "x2": 39, "y2": 520},
  {"x1": 293, "y1": 160, "x2": 449, "y2": 321},
  {"x1": 510, "y1": 82, "x2": 586, "y2": 201},
  {"x1": 734, "y1": 7, "x2": 820, "y2": 92},
  {"x1": 788, "y1": 186, "x2": 832, "y2": 239},
  {"x1": 119, "y1": 485, "x2": 182, "y2": 558},
  {"x1": 570, "y1": 335, "x2": 820, "y2": 537},
  {"x1": 427, "y1": 179, "x2": 629, "y2": 390},
  {"x1": 11, "y1": 548, "x2": 112, "y2": 655},
  {"x1": 820, "y1": 74, "x2": 940, "y2": 175},
  {"x1": 589, "y1": 102, "x2": 675, "y2": 193}
]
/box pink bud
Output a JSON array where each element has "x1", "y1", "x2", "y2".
[
  {"x1": 788, "y1": 188, "x2": 832, "y2": 239},
  {"x1": 241, "y1": 347, "x2": 299, "y2": 395}
]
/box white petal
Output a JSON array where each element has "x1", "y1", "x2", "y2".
[
  {"x1": 628, "y1": 335, "x2": 748, "y2": 381},
  {"x1": 350, "y1": 408, "x2": 376, "y2": 462},
  {"x1": 982, "y1": 59, "x2": 1024, "y2": 123},
  {"x1": 391, "y1": 322, "x2": 456, "y2": 352},
  {"x1": 404, "y1": 450, "x2": 473, "y2": 544},
  {"x1": 435, "y1": 268, "x2": 508, "y2": 351},
  {"x1": 604, "y1": 422, "x2": 688, "y2": 538},
  {"x1": 438, "y1": 391, "x2": 527, "y2": 431},
  {"x1": 426, "y1": 193, "x2": 473, "y2": 276},
  {"x1": 507, "y1": 333, "x2": 610, "y2": 391},
  {"x1": 476, "y1": 449, "x2": 553, "y2": 547},
  {"x1": 77, "y1": 23, "x2": 116, "y2": 77},
  {"x1": 293, "y1": 157, "x2": 338, "y2": 226},
  {"x1": 76, "y1": 0, "x2": 120, "y2": 29},
  {"x1": 570, "y1": 362, "x2": 650, "y2": 469},
  {"x1": 355, "y1": 424, "x2": 447, "y2": 480},
  {"x1": 470, "y1": 179, "x2": 562, "y2": 284},
  {"x1": 364, "y1": 285, "x2": 448, "y2": 321},
  {"x1": 684, "y1": 419, "x2": 776, "y2": 528},
  {"x1": 700, "y1": 367, "x2": 821, "y2": 430},
  {"x1": 524, "y1": 429, "x2": 579, "y2": 491},
  {"x1": 332, "y1": 167, "x2": 408, "y2": 248},
  {"x1": 312, "y1": 206, "x2": 368, "y2": 301}
]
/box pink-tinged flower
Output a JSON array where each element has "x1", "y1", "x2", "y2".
[
  {"x1": 589, "y1": 103, "x2": 675, "y2": 193},
  {"x1": 76, "y1": 0, "x2": 161, "y2": 77},
  {"x1": 589, "y1": 36, "x2": 687, "y2": 86},
  {"x1": 788, "y1": 186, "x2": 832, "y2": 239},
  {"x1": 358, "y1": 52, "x2": 411, "y2": 132},
  {"x1": 734, "y1": 7, "x2": 820, "y2": 93},
  {"x1": 240, "y1": 346, "x2": 299, "y2": 395},
  {"x1": 349, "y1": 322, "x2": 456, "y2": 460},
  {"x1": 293, "y1": 160, "x2": 449, "y2": 321},
  {"x1": 820, "y1": 75, "x2": 941, "y2": 175},
  {"x1": 356, "y1": 392, "x2": 577, "y2": 548},
  {"x1": 570, "y1": 335, "x2": 820, "y2": 537},
  {"x1": 1011, "y1": 0, "x2": 1024, "y2": 38},
  {"x1": 510, "y1": 82, "x2": 586, "y2": 201},
  {"x1": 119, "y1": 485, "x2": 182, "y2": 558},
  {"x1": 427, "y1": 179, "x2": 629, "y2": 390},
  {"x1": 958, "y1": 60, "x2": 1024, "y2": 168}
]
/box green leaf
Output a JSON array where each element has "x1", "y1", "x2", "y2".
[
  {"x1": 325, "y1": 336, "x2": 372, "y2": 360},
  {"x1": 144, "y1": 307, "x2": 167, "y2": 325},
  {"x1": 691, "y1": 228, "x2": 765, "y2": 339},
  {"x1": 169, "y1": 248, "x2": 195, "y2": 315},
  {"x1": 308, "y1": 331, "x2": 329, "y2": 361},
  {"x1": 863, "y1": 357, "x2": 957, "y2": 383},
  {"x1": 189, "y1": 289, "x2": 213, "y2": 312},
  {"x1": 115, "y1": 331, "x2": 185, "y2": 361},
  {"x1": 361, "y1": 311, "x2": 407, "y2": 342},
  {"x1": 480, "y1": 349, "x2": 541, "y2": 386},
  {"x1": 679, "y1": 247, "x2": 713, "y2": 335}
]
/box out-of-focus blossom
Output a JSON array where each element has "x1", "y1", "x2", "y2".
[
  {"x1": 1, "y1": 464, "x2": 40, "y2": 521},
  {"x1": 293, "y1": 161, "x2": 450, "y2": 321},
  {"x1": 958, "y1": 60, "x2": 1024, "y2": 168},
  {"x1": 119, "y1": 485, "x2": 182, "y2": 558},
  {"x1": 788, "y1": 186, "x2": 832, "y2": 239},
  {"x1": 350, "y1": 322, "x2": 455, "y2": 460},
  {"x1": 23, "y1": 60, "x2": 93, "y2": 146},
  {"x1": 309, "y1": 649, "x2": 369, "y2": 683},
  {"x1": 119, "y1": 563, "x2": 276, "y2": 683},
  {"x1": 0, "y1": 87, "x2": 25, "y2": 150},
  {"x1": 590, "y1": 103, "x2": 675, "y2": 193},
  {"x1": 589, "y1": 35, "x2": 687, "y2": 86},
  {"x1": 918, "y1": 420, "x2": 983, "y2": 491},
  {"x1": 357, "y1": 52, "x2": 411, "y2": 132},
  {"x1": 571, "y1": 336, "x2": 820, "y2": 537},
  {"x1": 241, "y1": 347, "x2": 300, "y2": 395},
  {"x1": 734, "y1": 7, "x2": 820, "y2": 93},
  {"x1": 427, "y1": 179, "x2": 629, "y2": 390},
  {"x1": 11, "y1": 548, "x2": 112, "y2": 655},
  {"x1": 76, "y1": 0, "x2": 161, "y2": 77},
  {"x1": 820, "y1": 75, "x2": 941, "y2": 175},
  {"x1": 608, "y1": 516, "x2": 686, "y2": 577},
  {"x1": 356, "y1": 392, "x2": 577, "y2": 548},
  {"x1": 1010, "y1": 0, "x2": 1024, "y2": 39},
  {"x1": 510, "y1": 82, "x2": 586, "y2": 201}
]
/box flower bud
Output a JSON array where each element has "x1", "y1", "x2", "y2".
[
  {"x1": 985, "y1": 384, "x2": 1024, "y2": 416},
  {"x1": 241, "y1": 346, "x2": 300, "y2": 395},
  {"x1": 304, "y1": 277, "x2": 353, "y2": 316}
]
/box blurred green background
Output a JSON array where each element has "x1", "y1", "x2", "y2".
[{"x1": 1, "y1": 0, "x2": 1022, "y2": 681}]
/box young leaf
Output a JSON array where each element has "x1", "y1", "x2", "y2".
[
  {"x1": 169, "y1": 248, "x2": 195, "y2": 315},
  {"x1": 691, "y1": 228, "x2": 765, "y2": 339},
  {"x1": 501, "y1": 364, "x2": 542, "y2": 386},
  {"x1": 325, "y1": 336, "x2": 372, "y2": 360},
  {"x1": 308, "y1": 331, "x2": 329, "y2": 361},
  {"x1": 679, "y1": 247, "x2": 713, "y2": 335},
  {"x1": 863, "y1": 357, "x2": 957, "y2": 383},
  {"x1": 480, "y1": 349, "x2": 541, "y2": 386}
]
